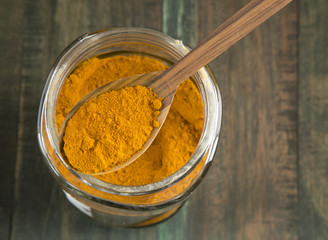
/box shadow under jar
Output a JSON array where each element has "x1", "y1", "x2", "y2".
[{"x1": 38, "y1": 27, "x2": 222, "y2": 227}]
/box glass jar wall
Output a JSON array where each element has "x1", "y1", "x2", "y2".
[{"x1": 38, "y1": 27, "x2": 222, "y2": 227}]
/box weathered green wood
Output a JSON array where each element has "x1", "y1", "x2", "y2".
[
  {"x1": 299, "y1": 0, "x2": 328, "y2": 239},
  {"x1": 194, "y1": 0, "x2": 299, "y2": 239},
  {"x1": 162, "y1": 0, "x2": 197, "y2": 47}
]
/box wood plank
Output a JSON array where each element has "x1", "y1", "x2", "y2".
[
  {"x1": 299, "y1": 0, "x2": 328, "y2": 239},
  {"x1": 162, "y1": 0, "x2": 197, "y2": 47},
  {"x1": 0, "y1": 0, "x2": 25, "y2": 238},
  {"x1": 51, "y1": 0, "x2": 163, "y2": 52},
  {"x1": 193, "y1": 0, "x2": 299, "y2": 239},
  {"x1": 9, "y1": 0, "x2": 66, "y2": 239}
]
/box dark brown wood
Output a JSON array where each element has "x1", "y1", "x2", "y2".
[
  {"x1": 299, "y1": 0, "x2": 328, "y2": 239},
  {"x1": 192, "y1": 0, "x2": 299, "y2": 239},
  {"x1": 7, "y1": 1, "x2": 68, "y2": 239},
  {"x1": 0, "y1": 0, "x2": 327, "y2": 239},
  {"x1": 0, "y1": 0, "x2": 24, "y2": 237}
]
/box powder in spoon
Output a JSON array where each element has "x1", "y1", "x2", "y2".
[{"x1": 62, "y1": 85, "x2": 162, "y2": 174}]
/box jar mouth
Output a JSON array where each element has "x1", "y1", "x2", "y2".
[{"x1": 38, "y1": 27, "x2": 222, "y2": 197}]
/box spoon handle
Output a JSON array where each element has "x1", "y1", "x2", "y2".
[{"x1": 161, "y1": 0, "x2": 292, "y2": 86}]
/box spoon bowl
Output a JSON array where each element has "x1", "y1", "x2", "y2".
[{"x1": 59, "y1": 71, "x2": 175, "y2": 175}]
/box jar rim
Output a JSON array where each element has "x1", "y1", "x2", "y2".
[{"x1": 38, "y1": 27, "x2": 222, "y2": 202}]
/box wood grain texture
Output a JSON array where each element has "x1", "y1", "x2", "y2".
[
  {"x1": 0, "y1": 0, "x2": 24, "y2": 238},
  {"x1": 0, "y1": 0, "x2": 327, "y2": 239},
  {"x1": 161, "y1": 0, "x2": 293, "y2": 89},
  {"x1": 9, "y1": 1, "x2": 65, "y2": 239},
  {"x1": 162, "y1": 0, "x2": 197, "y2": 47},
  {"x1": 194, "y1": 0, "x2": 299, "y2": 239},
  {"x1": 299, "y1": 0, "x2": 328, "y2": 239}
]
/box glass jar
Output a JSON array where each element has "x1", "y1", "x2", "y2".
[{"x1": 37, "y1": 27, "x2": 222, "y2": 227}]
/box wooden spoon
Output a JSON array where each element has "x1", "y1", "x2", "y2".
[{"x1": 59, "y1": 0, "x2": 292, "y2": 175}]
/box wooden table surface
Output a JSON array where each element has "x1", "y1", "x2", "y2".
[{"x1": 1, "y1": 0, "x2": 327, "y2": 239}]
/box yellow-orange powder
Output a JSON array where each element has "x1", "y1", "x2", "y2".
[
  {"x1": 63, "y1": 86, "x2": 162, "y2": 174},
  {"x1": 56, "y1": 55, "x2": 203, "y2": 185}
]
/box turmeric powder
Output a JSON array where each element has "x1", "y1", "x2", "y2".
[
  {"x1": 56, "y1": 55, "x2": 167, "y2": 131},
  {"x1": 63, "y1": 86, "x2": 162, "y2": 174},
  {"x1": 56, "y1": 55, "x2": 204, "y2": 185}
]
